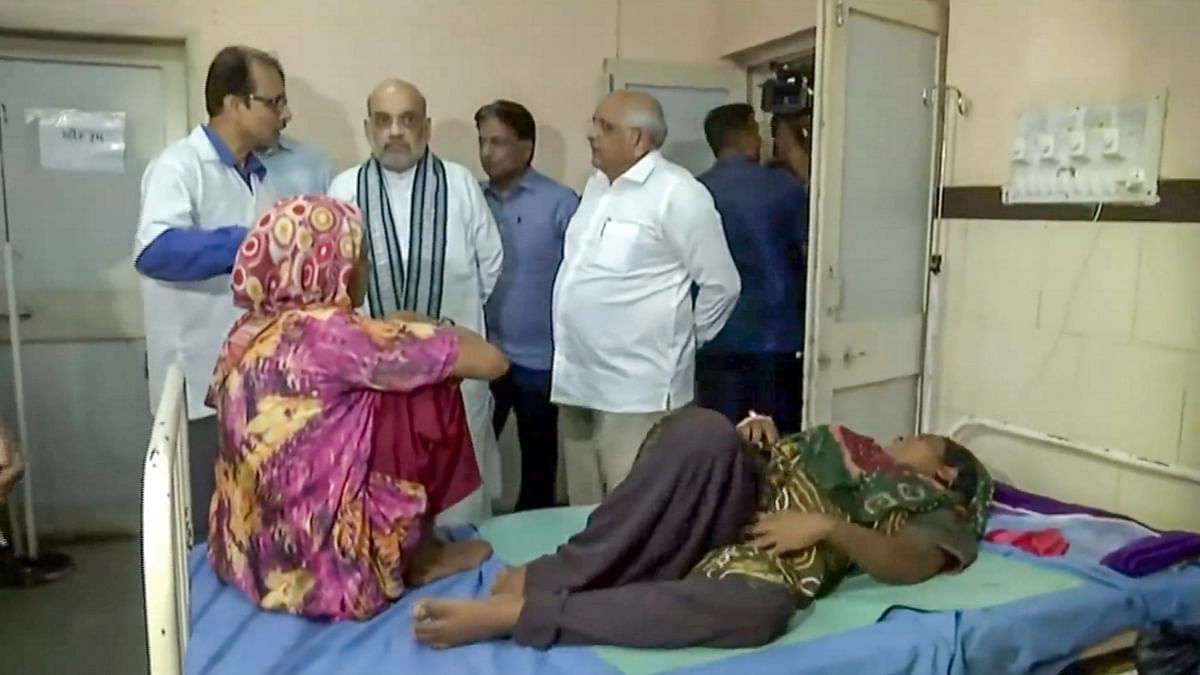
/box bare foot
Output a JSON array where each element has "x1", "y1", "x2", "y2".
[
  {"x1": 406, "y1": 539, "x2": 493, "y2": 587},
  {"x1": 489, "y1": 565, "x2": 526, "y2": 597},
  {"x1": 412, "y1": 595, "x2": 523, "y2": 648}
]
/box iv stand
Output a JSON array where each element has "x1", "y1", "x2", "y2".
[{"x1": 0, "y1": 101, "x2": 74, "y2": 586}]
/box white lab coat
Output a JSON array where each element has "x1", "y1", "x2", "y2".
[
  {"x1": 134, "y1": 126, "x2": 276, "y2": 420},
  {"x1": 328, "y1": 158, "x2": 505, "y2": 524},
  {"x1": 551, "y1": 151, "x2": 741, "y2": 414}
]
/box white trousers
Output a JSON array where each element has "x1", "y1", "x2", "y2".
[{"x1": 558, "y1": 406, "x2": 670, "y2": 506}]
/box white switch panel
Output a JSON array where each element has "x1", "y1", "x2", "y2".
[{"x1": 1002, "y1": 93, "x2": 1166, "y2": 205}]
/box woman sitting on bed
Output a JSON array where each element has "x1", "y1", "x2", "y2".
[
  {"x1": 412, "y1": 408, "x2": 993, "y2": 649},
  {"x1": 206, "y1": 195, "x2": 507, "y2": 621}
]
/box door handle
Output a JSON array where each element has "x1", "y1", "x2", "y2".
[
  {"x1": 816, "y1": 353, "x2": 832, "y2": 368},
  {"x1": 0, "y1": 309, "x2": 32, "y2": 321}
]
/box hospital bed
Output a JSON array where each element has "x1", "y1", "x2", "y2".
[{"x1": 142, "y1": 366, "x2": 1197, "y2": 675}]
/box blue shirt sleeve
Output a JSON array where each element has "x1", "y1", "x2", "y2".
[
  {"x1": 554, "y1": 190, "x2": 580, "y2": 238},
  {"x1": 134, "y1": 226, "x2": 248, "y2": 282}
]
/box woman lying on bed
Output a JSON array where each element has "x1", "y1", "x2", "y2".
[
  {"x1": 205, "y1": 195, "x2": 507, "y2": 621},
  {"x1": 412, "y1": 408, "x2": 993, "y2": 649}
]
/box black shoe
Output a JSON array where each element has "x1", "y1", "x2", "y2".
[{"x1": 0, "y1": 548, "x2": 74, "y2": 588}]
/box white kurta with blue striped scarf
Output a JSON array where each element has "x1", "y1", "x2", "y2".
[{"x1": 328, "y1": 158, "x2": 505, "y2": 524}]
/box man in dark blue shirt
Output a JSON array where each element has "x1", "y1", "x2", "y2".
[
  {"x1": 697, "y1": 103, "x2": 809, "y2": 433},
  {"x1": 476, "y1": 100, "x2": 578, "y2": 511}
]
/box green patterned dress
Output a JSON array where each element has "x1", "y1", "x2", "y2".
[{"x1": 693, "y1": 425, "x2": 993, "y2": 606}]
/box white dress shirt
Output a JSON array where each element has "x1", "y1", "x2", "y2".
[
  {"x1": 134, "y1": 126, "x2": 276, "y2": 420},
  {"x1": 328, "y1": 157, "x2": 505, "y2": 517},
  {"x1": 551, "y1": 151, "x2": 741, "y2": 414}
]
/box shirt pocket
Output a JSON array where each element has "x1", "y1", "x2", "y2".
[{"x1": 591, "y1": 219, "x2": 643, "y2": 271}]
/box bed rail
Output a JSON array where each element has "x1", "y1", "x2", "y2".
[
  {"x1": 948, "y1": 417, "x2": 1168, "y2": 671},
  {"x1": 947, "y1": 416, "x2": 1200, "y2": 487},
  {"x1": 141, "y1": 364, "x2": 191, "y2": 675}
]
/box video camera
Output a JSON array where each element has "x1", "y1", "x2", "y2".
[{"x1": 760, "y1": 61, "x2": 813, "y2": 117}]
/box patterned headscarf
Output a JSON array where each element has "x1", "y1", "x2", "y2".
[{"x1": 206, "y1": 195, "x2": 364, "y2": 406}]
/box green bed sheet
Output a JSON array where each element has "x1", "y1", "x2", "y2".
[{"x1": 477, "y1": 506, "x2": 1083, "y2": 675}]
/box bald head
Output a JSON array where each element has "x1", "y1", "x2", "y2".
[
  {"x1": 366, "y1": 79, "x2": 427, "y2": 117},
  {"x1": 605, "y1": 90, "x2": 667, "y2": 149},
  {"x1": 588, "y1": 90, "x2": 668, "y2": 180},
  {"x1": 363, "y1": 78, "x2": 430, "y2": 173}
]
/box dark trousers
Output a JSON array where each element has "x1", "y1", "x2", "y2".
[
  {"x1": 491, "y1": 365, "x2": 558, "y2": 512},
  {"x1": 0, "y1": 502, "x2": 18, "y2": 586},
  {"x1": 513, "y1": 408, "x2": 794, "y2": 650},
  {"x1": 696, "y1": 352, "x2": 803, "y2": 434},
  {"x1": 188, "y1": 417, "x2": 219, "y2": 544}
]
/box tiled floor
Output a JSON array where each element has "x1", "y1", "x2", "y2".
[{"x1": 0, "y1": 538, "x2": 146, "y2": 675}]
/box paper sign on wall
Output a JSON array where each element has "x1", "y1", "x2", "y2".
[{"x1": 26, "y1": 108, "x2": 127, "y2": 174}]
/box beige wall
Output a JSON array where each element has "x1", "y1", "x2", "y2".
[
  {"x1": 715, "y1": 0, "x2": 817, "y2": 58},
  {"x1": 935, "y1": 0, "x2": 1200, "y2": 530},
  {"x1": 0, "y1": 0, "x2": 729, "y2": 190},
  {"x1": 0, "y1": 0, "x2": 819, "y2": 186},
  {"x1": 946, "y1": 0, "x2": 1200, "y2": 186}
]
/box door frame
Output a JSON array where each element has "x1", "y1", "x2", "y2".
[
  {"x1": 802, "y1": 0, "x2": 947, "y2": 430},
  {"x1": 604, "y1": 59, "x2": 750, "y2": 102}
]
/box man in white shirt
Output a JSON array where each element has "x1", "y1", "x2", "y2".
[
  {"x1": 552, "y1": 90, "x2": 741, "y2": 505},
  {"x1": 328, "y1": 79, "x2": 505, "y2": 525},
  {"x1": 133, "y1": 46, "x2": 287, "y2": 540}
]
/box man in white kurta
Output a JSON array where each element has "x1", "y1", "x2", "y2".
[
  {"x1": 328, "y1": 79, "x2": 504, "y2": 525},
  {"x1": 552, "y1": 91, "x2": 741, "y2": 505}
]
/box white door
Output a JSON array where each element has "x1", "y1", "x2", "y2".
[
  {"x1": 0, "y1": 40, "x2": 187, "y2": 536},
  {"x1": 804, "y1": 0, "x2": 944, "y2": 441},
  {"x1": 605, "y1": 60, "x2": 748, "y2": 175}
]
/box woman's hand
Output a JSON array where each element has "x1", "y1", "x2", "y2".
[
  {"x1": 748, "y1": 511, "x2": 835, "y2": 556},
  {"x1": 736, "y1": 411, "x2": 779, "y2": 444}
]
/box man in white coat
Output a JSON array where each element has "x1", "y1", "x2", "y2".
[
  {"x1": 134, "y1": 46, "x2": 287, "y2": 541},
  {"x1": 328, "y1": 79, "x2": 504, "y2": 524}
]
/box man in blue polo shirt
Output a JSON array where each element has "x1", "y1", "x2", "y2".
[
  {"x1": 475, "y1": 100, "x2": 578, "y2": 511},
  {"x1": 133, "y1": 45, "x2": 288, "y2": 540},
  {"x1": 697, "y1": 103, "x2": 809, "y2": 434}
]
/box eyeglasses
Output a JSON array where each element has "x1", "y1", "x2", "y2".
[
  {"x1": 371, "y1": 111, "x2": 424, "y2": 132},
  {"x1": 248, "y1": 93, "x2": 289, "y2": 114}
]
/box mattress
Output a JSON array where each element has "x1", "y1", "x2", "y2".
[{"x1": 185, "y1": 507, "x2": 1200, "y2": 675}]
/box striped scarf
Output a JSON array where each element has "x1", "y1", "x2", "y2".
[{"x1": 355, "y1": 150, "x2": 449, "y2": 319}]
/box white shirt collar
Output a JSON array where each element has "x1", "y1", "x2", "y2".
[{"x1": 604, "y1": 150, "x2": 660, "y2": 186}]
